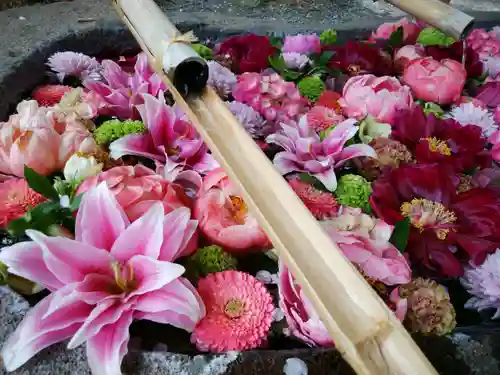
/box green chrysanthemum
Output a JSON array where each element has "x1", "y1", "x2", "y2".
[
  {"x1": 192, "y1": 43, "x2": 214, "y2": 60},
  {"x1": 188, "y1": 245, "x2": 238, "y2": 278},
  {"x1": 334, "y1": 174, "x2": 372, "y2": 211},
  {"x1": 297, "y1": 76, "x2": 325, "y2": 103},
  {"x1": 417, "y1": 27, "x2": 456, "y2": 47},
  {"x1": 93, "y1": 120, "x2": 147, "y2": 146},
  {"x1": 320, "y1": 29, "x2": 338, "y2": 45}
]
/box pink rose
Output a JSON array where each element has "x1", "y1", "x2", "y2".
[
  {"x1": 394, "y1": 45, "x2": 426, "y2": 73},
  {"x1": 77, "y1": 164, "x2": 194, "y2": 227},
  {"x1": 194, "y1": 168, "x2": 270, "y2": 253},
  {"x1": 321, "y1": 208, "x2": 411, "y2": 286},
  {"x1": 278, "y1": 262, "x2": 334, "y2": 347},
  {"x1": 402, "y1": 57, "x2": 467, "y2": 105},
  {"x1": 339, "y1": 74, "x2": 413, "y2": 125},
  {"x1": 370, "y1": 18, "x2": 421, "y2": 45},
  {"x1": 282, "y1": 34, "x2": 321, "y2": 55}
]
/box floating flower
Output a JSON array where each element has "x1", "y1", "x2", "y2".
[
  {"x1": 402, "y1": 57, "x2": 466, "y2": 105},
  {"x1": 297, "y1": 77, "x2": 325, "y2": 103},
  {"x1": 77, "y1": 165, "x2": 193, "y2": 227},
  {"x1": 191, "y1": 271, "x2": 274, "y2": 352},
  {"x1": 461, "y1": 249, "x2": 500, "y2": 319},
  {"x1": 490, "y1": 130, "x2": 500, "y2": 163},
  {"x1": 155, "y1": 159, "x2": 203, "y2": 198},
  {"x1": 391, "y1": 105, "x2": 489, "y2": 172},
  {"x1": 63, "y1": 153, "x2": 104, "y2": 185},
  {"x1": 186, "y1": 245, "x2": 238, "y2": 279},
  {"x1": 394, "y1": 45, "x2": 426, "y2": 73},
  {"x1": 93, "y1": 119, "x2": 147, "y2": 146},
  {"x1": 449, "y1": 102, "x2": 498, "y2": 138},
  {"x1": 194, "y1": 168, "x2": 271, "y2": 252},
  {"x1": 214, "y1": 34, "x2": 275, "y2": 74},
  {"x1": 339, "y1": 74, "x2": 413, "y2": 125},
  {"x1": 304, "y1": 106, "x2": 345, "y2": 132},
  {"x1": 283, "y1": 34, "x2": 321, "y2": 55},
  {"x1": 278, "y1": 262, "x2": 334, "y2": 347},
  {"x1": 32, "y1": 85, "x2": 73, "y2": 107},
  {"x1": 226, "y1": 101, "x2": 273, "y2": 139},
  {"x1": 83, "y1": 52, "x2": 166, "y2": 119},
  {"x1": 425, "y1": 42, "x2": 484, "y2": 78},
  {"x1": 47, "y1": 51, "x2": 102, "y2": 82},
  {"x1": 495, "y1": 106, "x2": 500, "y2": 123},
  {"x1": 283, "y1": 52, "x2": 311, "y2": 71},
  {"x1": 232, "y1": 72, "x2": 310, "y2": 127},
  {"x1": 288, "y1": 177, "x2": 339, "y2": 219},
  {"x1": 266, "y1": 118, "x2": 376, "y2": 191},
  {"x1": 109, "y1": 93, "x2": 218, "y2": 174},
  {"x1": 0, "y1": 183, "x2": 205, "y2": 374},
  {"x1": 207, "y1": 61, "x2": 237, "y2": 98},
  {"x1": 358, "y1": 115, "x2": 391, "y2": 144},
  {"x1": 321, "y1": 207, "x2": 411, "y2": 285},
  {"x1": 0, "y1": 179, "x2": 45, "y2": 227},
  {"x1": 316, "y1": 90, "x2": 342, "y2": 111},
  {"x1": 370, "y1": 163, "x2": 500, "y2": 277},
  {"x1": 475, "y1": 81, "x2": 500, "y2": 108},
  {"x1": 53, "y1": 87, "x2": 100, "y2": 126},
  {"x1": 394, "y1": 278, "x2": 457, "y2": 335},
  {"x1": 370, "y1": 18, "x2": 421, "y2": 45},
  {"x1": 334, "y1": 174, "x2": 372, "y2": 211},
  {"x1": 466, "y1": 29, "x2": 500, "y2": 64}
]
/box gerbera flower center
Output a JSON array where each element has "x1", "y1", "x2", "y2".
[
  {"x1": 110, "y1": 262, "x2": 138, "y2": 294},
  {"x1": 400, "y1": 198, "x2": 457, "y2": 240},
  {"x1": 224, "y1": 299, "x2": 244, "y2": 318},
  {"x1": 423, "y1": 137, "x2": 452, "y2": 156},
  {"x1": 229, "y1": 195, "x2": 248, "y2": 224}
]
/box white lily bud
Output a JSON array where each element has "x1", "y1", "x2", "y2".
[{"x1": 63, "y1": 153, "x2": 103, "y2": 184}]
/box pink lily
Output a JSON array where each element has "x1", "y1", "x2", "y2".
[
  {"x1": 109, "y1": 93, "x2": 219, "y2": 174},
  {"x1": 83, "y1": 53, "x2": 166, "y2": 119},
  {"x1": 266, "y1": 117, "x2": 376, "y2": 191},
  {"x1": 155, "y1": 159, "x2": 203, "y2": 198},
  {"x1": 0, "y1": 182, "x2": 205, "y2": 375}
]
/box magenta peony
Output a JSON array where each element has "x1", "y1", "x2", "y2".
[
  {"x1": 109, "y1": 93, "x2": 218, "y2": 174},
  {"x1": 278, "y1": 262, "x2": 334, "y2": 347},
  {"x1": 194, "y1": 168, "x2": 271, "y2": 253},
  {"x1": 282, "y1": 34, "x2": 321, "y2": 55},
  {"x1": 83, "y1": 52, "x2": 166, "y2": 119},
  {"x1": 370, "y1": 18, "x2": 421, "y2": 45},
  {"x1": 266, "y1": 118, "x2": 376, "y2": 191},
  {"x1": 321, "y1": 207, "x2": 411, "y2": 285},
  {"x1": 0, "y1": 182, "x2": 205, "y2": 374},
  {"x1": 394, "y1": 45, "x2": 426, "y2": 73},
  {"x1": 339, "y1": 74, "x2": 413, "y2": 125},
  {"x1": 402, "y1": 57, "x2": 467, "y2": 105}
]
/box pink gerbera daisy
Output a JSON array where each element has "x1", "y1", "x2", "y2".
[
  {"x1": 0, "y1": 179, "x2": 45, "y2": 227},
  {"x1": 191, "y1": 271, "x2": 274, "y2": 352}
]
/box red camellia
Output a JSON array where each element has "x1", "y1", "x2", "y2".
[
  {"x1": 214, "y1": 34, "x2": 275, "y2": 74},
  {"x1": 370, "y1": 163, "x2": 500, "y2": 277},
  {"x1": 391, "y1": 105, "x2": 490, "y2": 172}
]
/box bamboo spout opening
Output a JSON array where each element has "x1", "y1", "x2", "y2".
[{"x1": 174, "y1": 57, "x2": 209, "y2": 96}]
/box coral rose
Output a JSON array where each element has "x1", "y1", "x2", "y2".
[
  {"x1": 194, "y1": 168, "x2": 271, "y2": 252},
  {"x1": 394, "y1": 45, "x2": 426, "y2": 73},
  {"x1": 370, "y1": 18, "x2": 422, "y2": 45},
  {"x1": 402, "y1": 57, "x2": 466, "y2": 105},
  {"x1": 339, "y1": 74, "x2": 413, "y2": 125}
]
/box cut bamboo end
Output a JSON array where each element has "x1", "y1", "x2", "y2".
[{"x1": 383, "y1": 0, "x2": 474, "y2": 39}]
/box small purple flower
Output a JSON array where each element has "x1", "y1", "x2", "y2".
[
  {"x1": 207, "y1": 61, "x2": 237, "y2": 98},
  {"x1": 282, "y1": 53, "x2": 311, "y2": 71},
  {"x1": 226, "y1": 101, "x2": 275, "y2": 139},
  {"x1": 282, "y1": 34, "x2": 321, "y2": 55},
  {"x1": 47, "y1": 52, "x2": 102, "y2": 82}
]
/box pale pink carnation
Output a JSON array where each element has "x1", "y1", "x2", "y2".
[
  {"x1": 283, "y1": 52, "x2": 311, "y2": 70},
  {"x1": 47, "y1": 51, "x2": 102, "y2": 82},
  {"x1": 461, "y1": 249, "x2": 500, "y2": 319},
  {"x1": 0, "y1": 179, "x2": 45, "y2": 227},
  {"x1": 207, "y1": 61, "x2": 237, "y2": 98},
  {"x1": 449, "y1": 102, "x2": 498, "y2": 137},
  {"x1": 282, "y1": 34, "x2": 321, "y2": 55},
  {"x1": 191, "y1": 271, "x2": 274, "y2": 352}
]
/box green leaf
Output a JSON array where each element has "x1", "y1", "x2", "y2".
[
  {"x1": 269, "y1": 36, "x2": 283, "y2": 48},
  {"x1": 388, "y1": 26, "x2": 404, "y2": 48},
  {"x1": 7, "y1": 217, "x2": 32, "y2": 236},
  {"x1": 298, "y1": 173, "x2": 329, "y2": 191},
  {"x1": 390, "y1": 217, "x2": 411, "y2": 253},
  {"x1": 268, "y1": 54, "x2": 286, "y2": 73},
  {"x1": 317, "y1": 51, "x2": 335, "y2": 67},
  {"x1": 70, "y1": 194, "x2": 83, "y2": 212},
  {"x1": 24, "y1": 166, "x2": 59, "y2": 201},
  {"x1": 417, "y1": 27, "x2": 456, "y2": 47},
  {"x1": 283, "y1": 70, "x2": 303, "y2": 81}
]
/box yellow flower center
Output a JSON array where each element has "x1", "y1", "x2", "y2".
[
  {"x1": 224, "y1": 299, "x2": 244, "y2": 318},
  {"x1": 423, "y1": 137, "x2": 451, "y2": 156},
  {"x1": 229, "y1": 195, "x2": 248, "y2": 224},
  {"x1": 110, "y1": 262, "x2": 138, "y2": 294},
  {"x1": 400, "y1": 198, "x2": 457, "y2": 240}
]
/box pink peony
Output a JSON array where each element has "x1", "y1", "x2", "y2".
[
  {"x1": 0, "y1": 182, "x2": 205, "y2": 374},
  {"x1": 232, "y1": 72, "x2": 310, "y2": 127},
  {"x1": 394, "y1": 45, "x2": 426, "y2": 73},
  {"x1": 320, "y1": 207, "x2": 411, "y2": 286},
  {"x1": 109, "y1": 93, "x2": 218, "y2": 174},
  {"x1": 0, "y1": 100, "x2": 97, "y2": 178},
  {"x1": 402, "y1": 57, "x2": 467, "y2": 105},
  {"x1": 77, "y1": 165, "x2": 194, "y2": 229},
  {"x1": 491, "y1": 130, "x2": 500, "y2": 162},
  {"x1": 282, "y1": 52, "x2": 311, "y2": 70},
  {"x1": 191, "y1": 271, "x2": 274, "y2": 352},
  {"x1": 0, "y1": 179, "x2": 45, "y2": 227},
  {"x1": 370, "y1": 18, "x2": 422, "y2": 45},
  {"x1": 282, "y1": 34, "x2": 321, "y2": 55},
  {"x1": 278, "y1": 262, "x2": 334, "y2": 347},
  {"x1": 305, "y1": 105, "x2": 345, "y2": 132},
  {"x1": 266, "y1": 118, "x2": 376, "y2": 191},
  {"x1": 339, "y1": 74, "x2": 413, "y2": 125},
  {"x1": 84, "y1": 52, "x2": 166, "y2": 119},
  {"x1": 194, "y1": 168, "x2": 271, "y2": 252},
  {"x1": 47, "y1": 51, "x2": 102, "y2": 82}
]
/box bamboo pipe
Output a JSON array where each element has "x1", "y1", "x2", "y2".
[
  {"x1": 112, "y1": 1, "x2": 439, "y2": 374},
  {"x1": 382, "y1": 0, "x2": 474, "y2": 39}
]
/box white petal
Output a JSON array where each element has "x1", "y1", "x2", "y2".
[{"x1": 284, "y1": 358, "x2": 308, "y2": 375}]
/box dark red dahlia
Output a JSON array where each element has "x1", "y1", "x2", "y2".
[
  {"x1": 425, "y1": 42, "x2": 483, "y2": 78},
  {"x1": 391, "y1": 105, "x2": 490, "y2": 173},
  {"x1": 370, "y1": 163, "x2": 500, "y2": 277},
  {"x1": 214, "y1": 34, "x2": 275, "y2": 74},
  {"x1": 325, "y1": 41, "x2": 393, "y2": 77}
]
